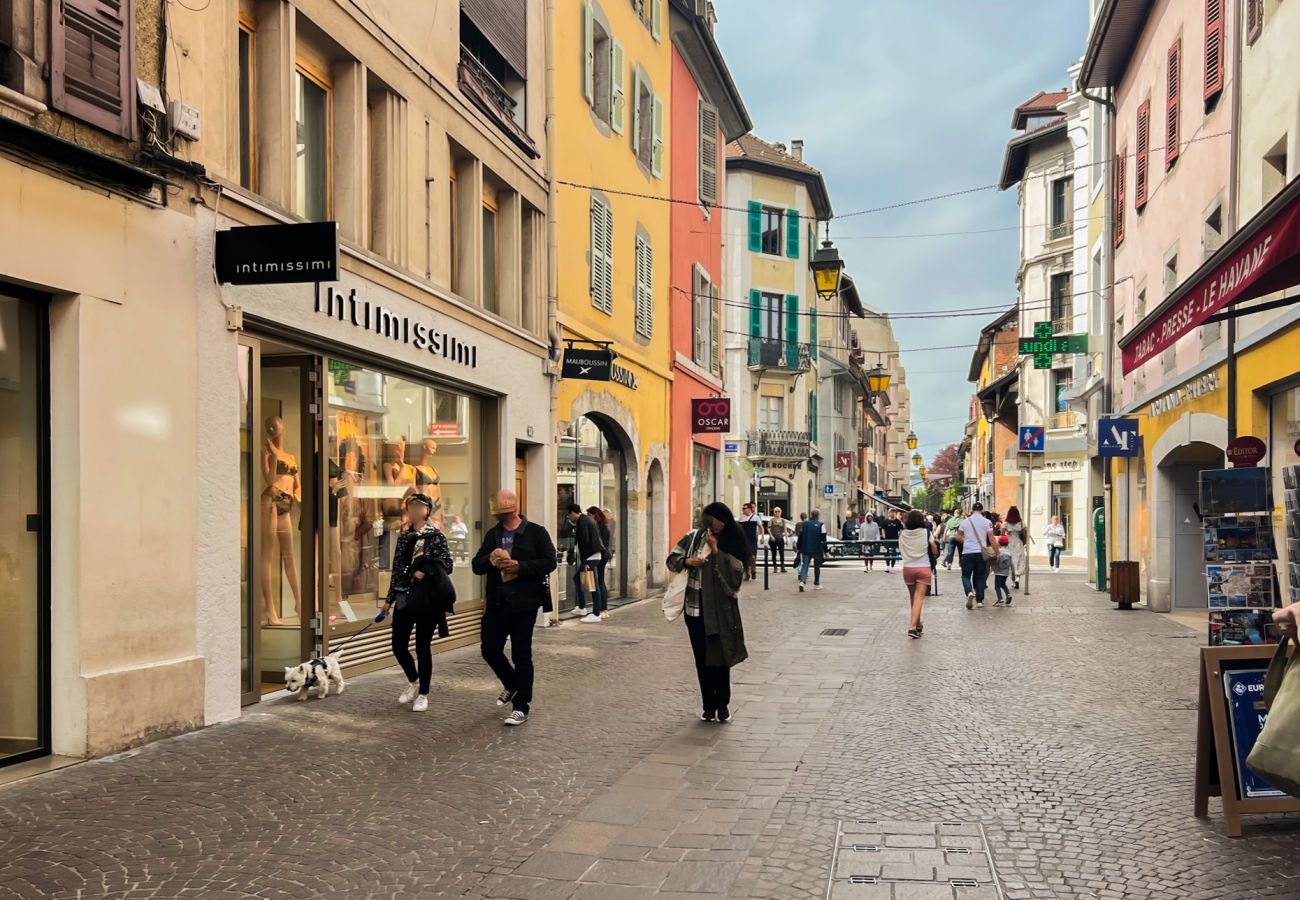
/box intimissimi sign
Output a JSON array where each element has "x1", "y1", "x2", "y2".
[{"x1": 315, "y1": 286, "x2": 478, "y2": 369}]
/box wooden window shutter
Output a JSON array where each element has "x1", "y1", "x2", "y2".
[
  {"x1": 51, "y1": 0, "x2": 136, "y2": 139},
  {"x1": 1205, "y1": 0, "x2": 1224, "y2": 101},
  {"x1": 582, "y1": 2, "x2": 594, "y2": 106},
  {"x1": 785, "y1": 209, "x2": 800, "y2": 259},
  {"x1": 590, "y1": 196, "x2": 613, "y2": 313},
  {"x1": 610, "y1": 40, "x2": 625, "y2": 134},
  {"x1": 809, "y1": 306, "x2": 818, "y2": 360},
  {"x1": 748, "y1": 289, "x2": 762, "y2": 337},
  {"x1": 634, "y1": 234, "x2": 653, "y2": 338},
  {"x1": 651, "y1": 94, "x2": 665, "y2": 178},
  {"x1": 1134, "y1": 100, "x2": 1150, "y2": 210},
  {"x1": 1246, "y1": 0, "x2": 1262, "y2": 44},
  {"x1": 650, "y1": 0, "x2": 662, "y2": 41},
  {"x1": 1165, "y1": 39, "x2": 1181, "y2": 169},
  {"x1": 747, "y1": 202, "x2": 762, "y2": 252},
  {"x1": 698, "y1": 100, "x2": 719, "y2": 207},
  {"x1": 710, "y1": 282, "x2": 721, "y2": 376},
  {"x1": 632, "y1": 71, "x2": 643, "y2": 153},
  {"x1": 784, "y1": 294, "x2": 799, "y2": 367},
  {"x1": 1113, "y1": 149, "x2": 1127, "y2": 248}
]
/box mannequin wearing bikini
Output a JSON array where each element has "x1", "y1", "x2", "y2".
[
  {"x1": 416, "y1": 435, "x2": 445, "y2": 526},
  {"x1": 382, "y1": 436, "x2": 416, "y2": 570},
  {"x1": 260, "y1": 415, "x2": 303, "y2": 625}
]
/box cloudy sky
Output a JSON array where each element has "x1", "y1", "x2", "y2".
[{"x1": 713, "y1": 0, "x2": 1091, "y2": 463}]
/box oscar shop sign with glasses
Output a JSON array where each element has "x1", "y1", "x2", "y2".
[{"x1": 690, "y1": 398, "x2": 731, "y2": 434}]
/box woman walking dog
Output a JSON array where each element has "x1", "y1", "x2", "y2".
[
  {"x1": 665, "y1": 502, "x2": 749, "y2": 723},
  {"x1": 378, "y1": 493, "x2": 454, "y2": 712}
]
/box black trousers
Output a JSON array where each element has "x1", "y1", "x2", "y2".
[
  {"x1": 391, "y1": 604, "x2": 437, "y2": 694},
  {"x1": 769, "y1": 541, "x2": 785, "y2": 571},
  {"x1": 685, "y1": 613, "x2": 730, "y2": 713},
  {"x1": 480, "y1": 607, "x2": 537, "y2": 713}
]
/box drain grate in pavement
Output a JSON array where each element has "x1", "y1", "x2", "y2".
[
  {"x1": 820, "y1": 628, "x2": 849, "y2": 636},
  {"x1": 827, "y1": 818, "x2": 1005, "y2": 899}
]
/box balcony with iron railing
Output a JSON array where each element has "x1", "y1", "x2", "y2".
[
  {"x1": 1048, "y1": 409, "x2": 1083, "y2": 430},
  {"x1": 747, "y1": 336, "x2": 812, "y2": 373},
  {"x1": 1047, "y1": 219, "x2": 1072, "y2": 242},
  {"x1": 745, "y1": 429, "x2": 812, "y2": 461},
  {"x1": 457, "y1": 46, "x2": 537, "y2": 156}
]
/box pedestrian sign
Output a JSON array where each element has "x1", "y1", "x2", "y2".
[{"x1": 1019, "y1": 426, "x2": 1045, "y2": 453}]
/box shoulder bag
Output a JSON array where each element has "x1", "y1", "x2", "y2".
[{"x1": 1247, "y1": 636, "x2": 1300, "y2": 796}]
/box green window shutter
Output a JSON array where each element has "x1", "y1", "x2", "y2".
[
  {"x1": 785, "y1": 294, "x2": 799, "y2": 367},
  {"x1": 634, "y1": 234, "x2": 653, "y2": 338},
  {"x1": 786, "y1": 209, "x2": 800, "y2": 258},
  {"x1": 582, "y1": 2, "x2": 594, "y2": 106},
  {"x1": 610, "y1": 40, "x2": 625, "y2": 134},
  {"x1": 650, "y1": 0, "x2": 662, "y2": 40},
  {"x1": 632, "y1": 72, "x2": 643, "y2": 155},
  {"x1": 749, "y1": 289, "x2": 762, "y2": 338},
  {"x1": 810, "y1": 392, "x2": 818, "y2": 444},
  {"x1": 810, "y1": 307, "x2": 818, "y2": 359},
  {"x1": 651, "y1": 94, "x2": 665, "y2": 178},
  {"x1": 748, "y1": 202, "x2": 762, "y2": 252}
]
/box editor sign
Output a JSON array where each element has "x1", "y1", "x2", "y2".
[
  {"x1": 1226, "y1": 436, "x2": 1267, "y2": 468},
  {"x1": 690, "y1": 398, "x2": 731, "y2": 434}
]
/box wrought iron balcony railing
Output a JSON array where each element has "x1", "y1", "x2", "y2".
[
  {"x1": 747, "y1": 336, "x2": 811, "y2": 372},
  {"x1": 745, "y1": 429, "x2": 812, "y2": 460},
  {"x1": 459, "y1": 47, "x2": 517, "y2": 118},
  {"x1": 1048, "y1": 220, "x2": 1071, "y2": 241}
]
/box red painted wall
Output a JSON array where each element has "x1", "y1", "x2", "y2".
[{"x1": 669, "y1": 44, "x2": 725, "y2": 541}]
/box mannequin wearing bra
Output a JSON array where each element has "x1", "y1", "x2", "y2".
[
  {"x1": 260, "y1": 415, "x2": 303, "y2": 625},
  {"x1": 382, "y1": 436, "x2": 416, "y2": 570},
  {"x1": 417, "y1": 436, "x2": 445, "y2": 526}
]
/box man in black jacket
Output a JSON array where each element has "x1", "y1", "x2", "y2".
[
  {"x1": 472, "y1": 488, "x2": 557, "y2": 726},
  {"x1": 566, "y1": 504, "x2": 604, "y2": 613}
]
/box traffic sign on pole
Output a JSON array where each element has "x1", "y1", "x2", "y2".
[{"x1": 1018, "y1": 426, "x2": 1045, "y2": 453}]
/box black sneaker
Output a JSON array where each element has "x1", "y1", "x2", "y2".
[
  {"x1": 699, "y1": 709, "x2": 715, "y2": 722},
  {"x1": 717, "y1": 707, "x2": 731, "y2": 723},
  {"x1": 907, "y1": 628, "x2": 922, "y2": 639},
  {"x1": 496, "y1": 689, "x2": 517, "y2": 707},
  {"x1": 1005, "y1": 597, "x2": 1013, "y2": 606}
]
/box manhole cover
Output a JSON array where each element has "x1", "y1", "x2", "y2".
[
  {"x1": 821, "y1": 628, "x2": 849, "y2": 636},
  {"x1": 827, "y1": 819, "x2": 1004, "y2": 899}
]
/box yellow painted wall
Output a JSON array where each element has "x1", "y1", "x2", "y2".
[{"x1": 555, "y1": 0, "x2": 673, "y2": 465}]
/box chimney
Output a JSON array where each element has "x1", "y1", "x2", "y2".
[{"x1": 791, "y1": 139, "x2": 804, "y2": 161}]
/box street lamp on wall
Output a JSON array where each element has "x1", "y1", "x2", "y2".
[
  {"x1": 906, "y1": 431, "x2": 918, "y2": 451},
  {"x1": 866, "y1": 366, "x2": 891, "y2": 395}
]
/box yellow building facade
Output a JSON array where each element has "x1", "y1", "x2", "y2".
[{"x1": 553, "y1": 0, "x2": 674, "y2": 605}]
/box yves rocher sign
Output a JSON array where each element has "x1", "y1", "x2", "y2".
[{"x1": 690, "y1": 398, "x2": 730, "y2": 434}]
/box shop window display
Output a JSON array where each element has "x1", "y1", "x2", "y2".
[{"x1": 327, "y1": 364, "x2": 481, "y2": 635}]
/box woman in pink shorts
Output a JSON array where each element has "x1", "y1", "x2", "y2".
[{"x1": 898, "y1": 509, "x2": 938, "y2": 639}]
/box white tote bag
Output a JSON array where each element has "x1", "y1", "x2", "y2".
[{"x1": 663, "y1": 531, "x2": 708, "y2": 621}]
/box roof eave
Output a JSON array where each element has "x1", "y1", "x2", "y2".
[
  {"x1": 726, "y1": 157, "x2": 834, "y2": 219},
  {"x1": 669, "y1": 5, "x2": 752, "y2": 141},
  {"x1": 998, "y1": 121, "x2": 1067, "y2": 190},
  {"x1": 1080, "y1": 0, "x2": 1155, "y2": 89}
]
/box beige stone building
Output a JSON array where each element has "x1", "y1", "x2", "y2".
[{"x1": 0, "y1": 0, "x2": 554, "y2": 765}]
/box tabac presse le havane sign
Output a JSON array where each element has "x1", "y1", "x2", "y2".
[{"x1": 216, "y1": 221, "x2": 339, "y2": 285}]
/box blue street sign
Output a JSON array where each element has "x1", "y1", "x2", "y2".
[
  {"x1": 1019, "y1": 426, "x2": 1045, "y2": 453},
  {"x1": 724, "y1": 442, "x2": 739, "y2": 455},
  {"x1": 1098, "y1": 417, "x2": 1140, "y2": 457}
]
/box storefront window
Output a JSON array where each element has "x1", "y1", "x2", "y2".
[
  {"x1": 556, "y1": 416, "x2": 625, "y2": 610},
  {"x1": 326, "y1": 363, "x2": 481, "y2": 634},
  {"x1": 691, "y1": 445, "x2": 717, "y2": 526},
  {"x1": 1270, "y1": 384, "x2": 1300, "y2": 603}
]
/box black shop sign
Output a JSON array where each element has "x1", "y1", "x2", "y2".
[
  {"x1": 216, "y1": 221, "x2": 339, "y2": 285},
  {"x1": 562, "y1": 348, "x2": 613, "y2": 381}
]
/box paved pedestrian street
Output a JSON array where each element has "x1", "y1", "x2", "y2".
[{"x1": 5, "y1": 567, "x2": 1300, "y2": 900}]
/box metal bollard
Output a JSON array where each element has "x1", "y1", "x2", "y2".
[{"x1": 764, "y1": 542, "x2": 770, "y2": 591}]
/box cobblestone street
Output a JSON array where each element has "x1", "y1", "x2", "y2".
[{"x1": 6, "y1": 566, "x2": 1300, "y2": 899}]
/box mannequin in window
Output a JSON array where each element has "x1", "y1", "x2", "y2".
[
  {"x1": 381, "y1": 436, "x2": 416, "y2": 569},
  {"x1": 260, "y1": 415, "x2": 303, "y2": 625},
  {"x1": 415, "y1": 435, "x2": 445, "y2": 526},
  {"x1": 329, "y1": 437, "x2": 362, "y2": 609}
]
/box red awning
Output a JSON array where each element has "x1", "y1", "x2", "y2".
[{"x1": 1119, "y1": 177, "x2": 1300, "y2": 374}]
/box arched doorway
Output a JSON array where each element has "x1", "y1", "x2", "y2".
[
  {"x1": 646, "y1": 459, "x2": 666, "y2": 588},
  {"x1": 556, "y1": 413, "x2": 632, "y2": 611},
  {"x1": 756, "y1": 475, "x2": 791, "y2": 516},
  {"x1": 1158, "y1": 440, "x2": 1224, "y2": 609}
]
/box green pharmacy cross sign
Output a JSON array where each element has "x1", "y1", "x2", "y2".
[{"x1": 1019, "y1": 321, "x2": 1088, "y2": 369}]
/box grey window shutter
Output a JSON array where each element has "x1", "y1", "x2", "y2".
[
  {"x1": 635, "y1": 234, "x2": 653, "y2": 338},
  {"x1": 51, "y1": 0, "x2": 136, "y2": 139},
  {"x1": 698, "y1": 100, "x2": 719, "y2": 207}
]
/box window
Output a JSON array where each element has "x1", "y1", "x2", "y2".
[
  {"x1": 631, "y1": 72, "x2": 664, "y2": 176},
  {"x1": 589, "y1": 194, "x2": 613, "y2": 313},
  {"x1": 1091, "y1": 250, "x2": 1103, "y2": 336},
  {"x1": 582, "y1": 4, "x2": 613, "y2": 126},
  {"x1": 1246, "y1": 0, "x2": 1263, "y2": 44},
  {"x1": 758, "y1": 291, "x2": 783, "y2": 339},
  {"x1": 1050, "y1": 273, "x2": 1072, "y2": 332},
  {"x1": 834, "y1": 380, "x2": 844, "y2": 413},
  {"x1": 1264, "y1": 137, "x2": 1289, "y2": 201},
  {"x1": 449, "y1": 167, "x2": 459, "y2": 294},
  {"x1": 1203, "y1": 202, "x2": 1224, "y2": 258},
  {"x1": 692, "y1": 265, "x2": 719, "y2": 373},
  {"x1": 482, "y1": 204, "x2": 497, "y2": 313},
  {"x1": 459, "y1": 7, "x2": 527, "y2": 128},
  {"x1": 1205, "y1": 0, "x2": 1225, "y2": 101},
  {"x1": 760, "y1": 395, "x2": 784, "y2": 432},
  {"x1": 698, "y1": 100, "x2": 719, "y2": 207},
  {"x1": 295, "y1": 67, "x2": 331, "y2": 221},
  {"x1": 1135, "y1": 283, "x2": 1147, "y2": 319},
  {"x1": 1164, "y1": 250, "x2": 1179, "y2": 298},
  {"x1": 634, "y1": 232, "x2": 653, "y2": 338},
  {"x1": 238, "y1": 23, "x2": 255, "y2": 189},
  {"x1": 631, "y1": 0, "x2": 661, "y2": 38},
  {"x1": 760, "y1": 206, "x2": 784, "y2": 256},
  {"x1": 1049, "y1": 177, "x2": 1072, "y2": 240},
  {"x1": 1135, "y1": 99, "x2": 1150, "y2": 210},
  {"x1": 1053, "y1": 369, "x2": 1073, "y2": 414},
  {"x1": 50, "y1": 0, "x2": 136, "y2": 138},
  {"x1": 1114, "y1": 147, "x2": 1127, "y2": 247},
  {"x1": 1165, "y1": 39, "x2": 1181, "y2": 169}
]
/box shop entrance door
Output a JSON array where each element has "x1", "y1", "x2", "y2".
[
  {"x1": 0, "y1": 292, "x2": 48, "y2": 766},
  {"x1": 238, "y1": 338, "x2": 319, "y2": 703},
  {"x1": 1050, "y1": 480, "x2": 1073, "y2": 555}
]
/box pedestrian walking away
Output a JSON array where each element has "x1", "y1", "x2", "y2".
[
  {"x1": 378, "y1": 493, "x2": 455, "y2": 712},
  {"x1": 738, "y1": 503, "x2": 763, "y2": 580},
  {"x1": 665, "y1": 502, "x2": 749, "y2": 723},
  {"x1": 797, "y1": 509, "x2": 827, "y2": 591},
  {"x1": 792, "y1": 512, "x2": 808, "y2": 573},
  {"x1": 472, "y1": 488, "x2": 557, "y2": 726},
  {"x1": 898, "y1": 509, "x2": 938, "y2": 638},
  {"x1": 943, "y1": 510, "x2": 964, "y2": 568},
  {"x1": 958, "y1": 502, "x2": 996, "y2": 609},
  {"x1": 1044, "y1": 516, "x2": 1066, "y2": 571},
  {"x1": 767, "y1": 507, "x2": 789, "y2": 573},
  {"x1": 566, "y1": 504, "x2": 605, "y2": 618},
  {"x1": 1003, "y1": 505, "x2": 1028, "y2": 589},
  {"x1": 860, "y1": 514, "x2": 881, "y2": 572},
  {"x1": 992, "y1": 535, "x2": 1014, "y2": 606}
]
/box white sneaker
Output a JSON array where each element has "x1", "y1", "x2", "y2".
[
  {"x1": 398, "y1": 681, "x2": 419, "y2": 704},
  {"x1": 412, "y1": 695, "x2": 428, "y2": 712},
  {"x1": 580, "y1": 613, "x2": 601, "y2": 623},
  {"x1": 814, "y1": 584, "x2": 823, "y2": 591},
  {"x1": 504, "y1": 710, "x2": 528, "y2": 726}
]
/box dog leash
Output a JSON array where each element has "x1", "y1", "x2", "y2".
[{"x1": 316, "y1": 617, "x2": 381, "y2": 659}]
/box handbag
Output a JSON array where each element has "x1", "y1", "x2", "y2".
[
  {"x1": 663, "y1": 531, "x2": 707, "y2": 622},
  {"x1": 1247, "y1": 636, "x2": 1300, "y2": 796},
  {"x1": 981, "y1": 541, "x2": 999, "y2": 562},
  {"x1": 580, "y1": 566, "x2": 597, "y2": 595}
]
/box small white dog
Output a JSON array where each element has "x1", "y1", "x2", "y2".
[{"x1": 284, "y1": 655, "x2": 345, "y2": 701}]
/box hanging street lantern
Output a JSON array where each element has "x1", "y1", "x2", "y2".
[
  {"x1": 906, "y1": 431, "x2": 918, "y2": 450},
  {"x1": 809, "y1": 235, "x2": 845, "y2": 300},
  {"x1": 866, "y1": 365, "x2": 891, "y2": 395},
  {"x1": 912, "y1": 452, "x2": 923, "y2": 467},
  {"x1": 919, "y1": 466, "x2": 928, "y2": 480}
]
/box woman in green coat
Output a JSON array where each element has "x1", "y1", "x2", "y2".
[{"x1": 666, "y1": 501, "x2": 749, "y2": 722}]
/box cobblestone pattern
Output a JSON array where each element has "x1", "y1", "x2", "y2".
[{"x1": 4, "y1": 568, "x2": 1300, "y2": 898}]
